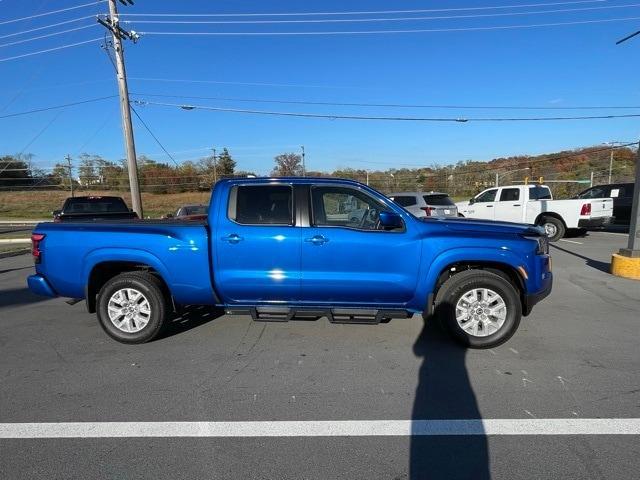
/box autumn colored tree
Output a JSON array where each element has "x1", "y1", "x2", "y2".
[{"x1": 272, "y1": 153, "x2": 303, "y2": 176}]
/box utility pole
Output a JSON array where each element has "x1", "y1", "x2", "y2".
[
  {"x1": 590, "y1": 171, "x2": 594, "y2": 188},
  {"x1": 610, "y1": 31, "x2": 640, "y2": 277},
  {"x1": 301, "y1": 145, "x2": 306, "y2": 177},
  {"x1": 65, "y1": 154, "x2": 74, "y2": 197},
  {"x1": 495, "y1": 172, "x2": 499, "y2": 187},
  {"x1": 212, "y1": 148, "x2": 217, "y2": 184},
  {"x1": 609, "y1": 147, "x2": 614, "y2": 184},
  {"x1": 620, "y1": 141, "x2": 640, "y2": 255},
  {"x1": 98, "y1": 0, "x2": 143, "y2": 217}
]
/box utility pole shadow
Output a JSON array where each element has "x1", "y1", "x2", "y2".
[{"x1": 410, "y1": 316, "x2": 490, "y2": 480}]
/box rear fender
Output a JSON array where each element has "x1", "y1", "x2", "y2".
[{"x1": 82, "y1": 248, "x2": 173, "y2": 294}]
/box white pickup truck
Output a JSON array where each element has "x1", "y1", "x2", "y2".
[{"x1": 456, "y1": 184, "x2": 613, "y2": 241}]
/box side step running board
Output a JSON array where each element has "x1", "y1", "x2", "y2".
[{"x1": 225, "y1": 307, "x2": 411, "y2": 324}]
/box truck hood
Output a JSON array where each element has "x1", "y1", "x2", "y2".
[{"x1": 425, "y1": 217, "x2": 545, "y2": 236}]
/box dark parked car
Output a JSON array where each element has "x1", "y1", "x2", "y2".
[
  {"x1": 575, "y1": 183, "x2": 634, "y2": 225},
  {"x1": 53, "y1": 196, "x2": 138, "y2": 222}
]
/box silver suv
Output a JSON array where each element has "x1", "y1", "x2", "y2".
[{"x1": 388, "y1": 192, "x2": 458, "y2": 218}]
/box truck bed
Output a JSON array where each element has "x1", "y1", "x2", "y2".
[{"x1": 32, "y1": 219, "x2": 216, "y2": 305}]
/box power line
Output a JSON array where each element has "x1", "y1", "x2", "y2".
[
  {"x1": 131, "y1": 92, "x2": 640, "y2": 111},
  {"x1": 0, "y1": 95, "x2": 117, "y2": 119},
  {"x1": 129, "y1": 77, "x2": 362, "y2": 89},
  {"x1": 132, "y1": 98, "x2": 640, "y2": 122},
  {"x1": 18, "y1": 110, "x2": 64, "y2": 154},
  {"x1": 118, "y1": 1, "x2": 606, "y2": 17},
  {"x1": 0, "y1": 15, "x2": 94, "y2": 40},
  {"x1": 0, "y1": 1, "x2": 106, "y2": 26},
  {"x1": 139, "y1": 16, "x2": 640, "y2": 36},
  {"x1": 0, "y1": 24, "x2": 97, "y2": 49},
  {"x1": 129, "y1": 105, "x2": 179, "y2": 166},
  {"x1": 123, "y1": 3, "x2": 640, "y2": 25},
  {"x1": 0, "y1": 37, "x2": 103, "y2": 63}
]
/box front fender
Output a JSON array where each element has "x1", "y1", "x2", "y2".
[{"x1": 413, "y1": 246, "x2": 526, "y2": 310}]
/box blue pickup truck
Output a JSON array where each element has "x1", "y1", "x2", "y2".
[{"x1": 28, "y1": 177, "x2": 552, "y2": 348}]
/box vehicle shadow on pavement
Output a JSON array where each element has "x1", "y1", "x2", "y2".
[
  {"x1": 0, "y1": 287, "x2": 49, "y2": 309},
  {"x1": 158, "y1": 305, "x2": 226, "y2": 339},
  {"x1": 410, "y1": 316, "x2": 490, "y2": 480},
  {"x1": 550, "y1": 244, "x2": 610, "y2": 274}
]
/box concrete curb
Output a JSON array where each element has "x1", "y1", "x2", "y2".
[{"x1": 611, "y1": 253, "x2": 640, "y2": 280}]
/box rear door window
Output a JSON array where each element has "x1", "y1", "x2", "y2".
[
  {"x1": 529, "y1": 186, "x2": 552, "y2": 200},
  {"x1": 228, "y1": 185, "x2": 293, "y2": 225},
  {"x1": 499, "y1": 188, "x2": 520, "y2": 202}
]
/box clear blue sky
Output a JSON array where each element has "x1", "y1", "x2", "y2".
[{"x1": 2, "y1": 0, "x2": 640, "y2": 175}]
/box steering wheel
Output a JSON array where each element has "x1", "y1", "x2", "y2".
[{"x1": 360, "y1": 208, "x2": 379, "y2": 229}]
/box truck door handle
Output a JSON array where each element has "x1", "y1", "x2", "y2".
[
  {"x1": 486, "y1": 205, "x2": 494, "y2": 208},
  {"x1": 513, "y1": 204, "x2": 521, "y2": 206},
  {"x1": 222, "y1": 234, "x2": 243, "y2": 244},
  {"x1": 305, "y1": 235, "x2": 329, "y2": 245}
]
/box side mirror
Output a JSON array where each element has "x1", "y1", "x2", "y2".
[
  {"x1": 469, "y1": 197, "x2": 475, "y2": 205},
  {"x1": 165, "y1": 213, "x2": 174, "y2": 218},
  {"x1": 378, "y1": 211, "x2": 404, "y2": 230},
  {"x1": 52, "y1": 209, "x2": 61, "y2": 217}
]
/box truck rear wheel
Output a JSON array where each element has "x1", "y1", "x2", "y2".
[
  {"x1": 96, "y1": 272, "x2": 168, "y2": 344},
  {"x1": 538, "y1": 216, "x2": 565, "y2": 242},
  {"x1": 434, "y1": 270, "x2": 521, "y2": 349}
]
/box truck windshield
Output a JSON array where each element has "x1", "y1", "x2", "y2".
[{"x1": 63, "y1": 197, "x2": 130, "y2": 214}]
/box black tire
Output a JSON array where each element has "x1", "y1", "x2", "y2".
[
  {"x1": 538, "y1": 215, "x2": 565, "y2": 242},
  {"x1": 96, "y1": 272, "x2": 169, "y2": 344},
  {"x1": 434, "y1": 270, "x2": 522, "y2": 349}
]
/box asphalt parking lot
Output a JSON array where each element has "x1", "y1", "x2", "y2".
[{"x1": 1, "y1": 230, "x2": 639, "y2": 479}]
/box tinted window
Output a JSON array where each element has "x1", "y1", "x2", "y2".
[
  {"x1": 529, "y1": 186, "x2": 552, "y2": 200},
  {"x1": 499, "y1": 188, "x2": 520, "y2": 202},
  {"x1": 576, "y1": 186, "x2": 608, "y2": 199},
  {"x1": 63, "y1": 197, "x2": 129, "y2": 214},
  {"x1": 474, "y1": 189, "x2": 497, "y2": 203},
  {"x1": 229, "y1": 185, "x2": 293, "y2": 225},
  {"x1": 423, "y1": 194, "x2": 455, "y2": 206},
  {"x1": 182, "y1": 205, "x2": 208, "y2": 216},
  {"x1": 312, "y1": 186, "x2": 386, "y2": 230},
  {"x1": 391, "y1": 196, "x2": 417, "y2": 207}
]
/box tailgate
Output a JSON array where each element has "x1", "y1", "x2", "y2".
[{"x1": 587, "y1": 198, "x2": 613, "y2": 218}]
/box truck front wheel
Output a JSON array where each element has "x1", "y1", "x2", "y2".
[
  {"x1": 96, "y1": 272, "x2": 168, "y2": 344},
  {"x1": 434, "y1": 270, "x2": 522, "y2": 349},
  {"x1": 538, "y1": 216, "x2": 565, "y2": 242}
]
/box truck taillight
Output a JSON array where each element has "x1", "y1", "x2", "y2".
[
  {"x1": 31, "y1": 233, "x2": 45, "y2": 263},
  {"x1": 421, "y1": 207, "x2": 434, "y2": 216},
  {"x1": 580, "y1": 203, "x2": 591, "y2": 216}
]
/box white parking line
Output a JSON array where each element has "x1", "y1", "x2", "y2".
[
  {"x1": 594, "y1": 231, "x2": 629, "y2": 236},
  {"x1": 559, "y1": 239, "x2": 583, "y2": 245},
  {"x1": 1, "y1": 419, "x2": 639, "y2": 438}
]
